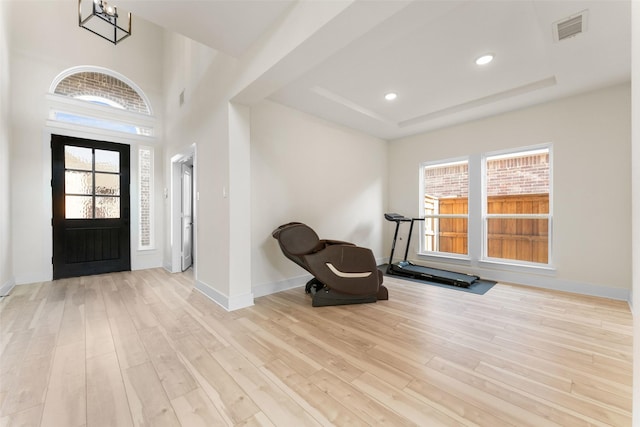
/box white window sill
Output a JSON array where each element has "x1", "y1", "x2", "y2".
[
  {"x1": 416, "y1": 252, "x2": 556, "y2": 276},
  {"x1": 479, "y1": 258, "x2": 556, "y2": 276},
  {"x1": 416, "y1": 252, "x2": 471, "y2": 266}
]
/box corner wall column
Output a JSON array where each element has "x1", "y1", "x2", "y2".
[{"x1": 227, "y1": 102, "x2": 253, "y2": 309}]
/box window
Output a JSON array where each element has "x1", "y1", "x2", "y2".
[
  {"x1": 54, "y1": 71, "x2": 150, "y2": 114},
  {"x1": 418, "y1": 145, "x2": 553, "y2": 268},
  {"x1": 64, "y1": 145, "x2": 120, "y2": 219},
  {"x1": 484, "y1": 148, "x2": 551, "y2": 264},
  {"x1": 138, "y1": 146, "x2": 154, "y2": 249},
  {"x1": 51, "y1": 111, "x2": 152, "y2": 136},
  {"x1": 421, "y1": 159, "x2": 469, "y2": 256},
  {"x1": 48, "y1": 67, "x2": 155, "y2": 137}
]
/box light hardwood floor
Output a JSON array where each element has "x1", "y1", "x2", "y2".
[{"x1": 0, "y1": 268, "x2": 632, "y2": 426}]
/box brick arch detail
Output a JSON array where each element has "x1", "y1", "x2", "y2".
[{"x1": 50, "y1": 66, "x2": 152, "y2": 115}]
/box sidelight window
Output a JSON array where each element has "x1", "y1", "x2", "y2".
[{"x1": 138, "y1": 146, "x2": 154, "y2": 249}]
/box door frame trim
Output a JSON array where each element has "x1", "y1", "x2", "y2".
[
  {"x1": 169, "y1": 144, "x2": 197, "y2": 275},
  {"x1": 42, "y1": 126, "x2": 151, "y2": 281},
  {"x1": 51, "y1": 134, "x2": 131, "y2": 279}
]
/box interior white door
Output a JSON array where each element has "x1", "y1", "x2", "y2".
[{"x1": 181, "y1": 164, "x2": 193, "y2": 271}]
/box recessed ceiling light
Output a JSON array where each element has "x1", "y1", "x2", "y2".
[
  {"x1": 385, "y1": 92, "x2": 398, "y2": 101},
  {"x1": 475, "y1": 54, "x2": 494, "y2": 66}
]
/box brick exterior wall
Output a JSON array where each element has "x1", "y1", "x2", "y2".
[
  {"x1": 55, "y1": 72, "x2": 150, "y2": 114},
  {"x1": 424, "y1": 163, "x2": 468, "y2": 198},
  {"x1": 486, "y1": 152, "x2": 549, "y2": 196},
  {"x1": 424, "y1": 152, "x2": 549, "y2": 198}
]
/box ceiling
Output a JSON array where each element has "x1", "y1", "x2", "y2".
[{"x1": 118, "y1": 0, "x2": 631, "y2": 140}]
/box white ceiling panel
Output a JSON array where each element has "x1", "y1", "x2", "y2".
[
  {"x1": 117, "y1": 0, "x2": 295, "y2": 57},
  {"x1": 117, "y1": 0, "x2": 631, "y2": 139}
]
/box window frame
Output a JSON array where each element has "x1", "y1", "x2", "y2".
[
  {"x1": 50, "y1": 66, "x2": 153, "y2": 115},
  {"x1": 416, "y1": 145, "x2": 554, "y2": 271},
  {"x1": 481, "y1": 145, "x2": 553, "y2": 267},
  {"x1": 418, "y1": 156, "x2": 471, "y2": 259},
  {"x1": 47, "y1": 66, "x2": 156, "y2": 139},
  {"x1": 47, "y1": 94, "x2": 155, "y2": 139}
]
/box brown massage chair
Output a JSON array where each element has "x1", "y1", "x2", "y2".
[{"x1": 272, "y1": 222, "x2": 388, "y2": 307}]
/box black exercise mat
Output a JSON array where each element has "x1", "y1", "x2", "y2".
[{"x1": 378, "y1": 264, "x2": 496, "y2": 295}]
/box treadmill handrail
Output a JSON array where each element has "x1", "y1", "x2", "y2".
[
  {"x1": 385, "y1": 214, "x2": 426, "y2": 261},
  {"x1": 384, "y1": 213, "x2": 479, "y2": 288}
]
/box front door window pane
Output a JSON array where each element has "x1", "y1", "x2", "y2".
[
  {"x1": 65, "y1": 171, "x2": 93, "y2": 194},
  {"x1": 96, "y1": 197, "x2": 120, "y2": 218},
  {"x1": 95, "y1": 173, "x2": 120, "y2": 195},
  {"x1": 65, "y1": 146, "x2": 92, "y2": 170},
  {"x1": 95, "y1": 149, "x2": 120, "y2": 173},
  {"x1": 66, "y1": 195, "x2": 93, "y2": 219}
]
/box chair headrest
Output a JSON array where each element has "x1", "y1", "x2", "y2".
[{"x1": 272, "y1": 222, "x2": 320, "y2": 255}]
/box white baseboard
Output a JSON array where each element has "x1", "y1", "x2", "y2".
[
  {"x1": 403, "y1": 257, "x2": 630, "y2": 301},
  {"x1": 253, "y1": 257, "x2": 631, "y2": 302},
  {"x1": 195, "y1": 279, "x2": 254, "y2": 312},
  {"x1": 228, "y1": 292, "x2": 255, "y2": 311},
  {"x1": 481, "y1": 269, "x2": 630, "y2": 301},
  {"x1": 0, "y1": 277, "x2": 15, "y2": 297},
  {"x1": 14, "y1": 272, "x2": 51, "y2": 285},
  {"x1": 132, "y1": 258, "x2": 163, "y2": 271},
  {"x1": 252, "y1": 273, "x2": 311, "y2": 298}
]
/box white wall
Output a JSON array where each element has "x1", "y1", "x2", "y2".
[
  {"x1": 161, "y1": 31, "x2": 236, "y2": 303},
  {"x1": 250, "y1": 100, "x2": 388, "y2": 296},
  {"x1": 389, "y1": 83, "x2": 631, "y2": 299},
  {"x1": 9, "y1": 1, "x2": 166, "y2": 283},
  {"x1": 0, "y1": 1, "x2": 13, "y2": 295},
  {"x1": 630, "y1": 0, "x2": 639, "y2": 423},
  {"x1": 159, "y1": 2, "x2": 388, "y2": 310}
]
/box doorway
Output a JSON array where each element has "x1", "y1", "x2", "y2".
[
  {"x1": 181, "y1": 160, "x2": 193, "y2": 271},
  {"x1": 170, "y1": 145, "x2": 196, "y2": 274},
  {"x1": 51, "y1": 134, "x2": 131, "y2": 279}
]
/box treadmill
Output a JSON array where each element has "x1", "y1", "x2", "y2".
[{"x1": 384, "y1": 213, "x2": 479, "y2": 288}]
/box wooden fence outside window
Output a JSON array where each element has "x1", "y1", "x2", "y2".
[{"x1": 425, "y1": 193, "x2": 549, "y2": 263}]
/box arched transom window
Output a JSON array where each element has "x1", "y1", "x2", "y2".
[
  {"x1": 54, "y1": 71, "x2": 150, "y2": 115},
  {"x1": 48, "y1": 67, "x2": 155, "y2": 137}
]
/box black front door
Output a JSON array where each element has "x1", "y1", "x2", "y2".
[{"x1": 52, "y1": 134, "x2": 131, "y2": 279}]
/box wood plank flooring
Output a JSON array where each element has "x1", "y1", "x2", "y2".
[{"x1": 0, "y1": 268, "x2": 632, "y2": 426}]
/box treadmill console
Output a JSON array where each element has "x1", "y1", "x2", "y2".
[{"x1": 384, "y1": 213, "x2": 412, "y2": 222}]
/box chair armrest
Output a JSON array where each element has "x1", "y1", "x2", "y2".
[
  {"x1": 321, "y1": 239, "x2": 355, "y2": 247},
  {"x1": 305, "y1": 245, "x2": 380, "y2": 296}
]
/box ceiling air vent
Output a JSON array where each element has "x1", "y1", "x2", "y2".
[{"x1": 553, "y1": 10, "x2": 588, "y2": 42}]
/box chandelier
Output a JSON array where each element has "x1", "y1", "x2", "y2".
[{"x1": 78, "y1": 0, "x2": 132, "y2": 45}]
